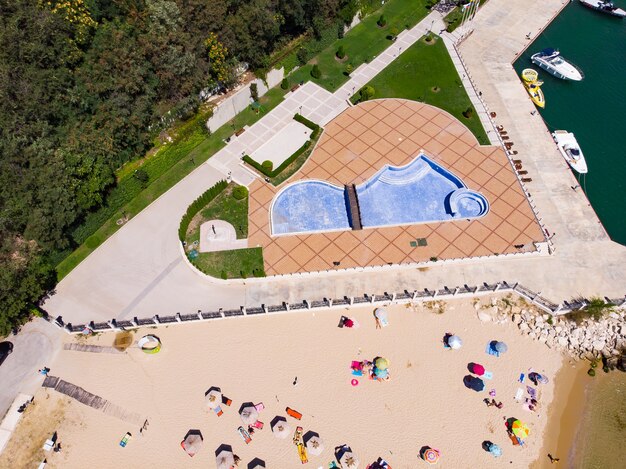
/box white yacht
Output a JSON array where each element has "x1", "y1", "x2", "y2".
[
  {"x1": 531, "y1": 49, "x2": 583, "y2": 81},
  {"x1": 552, "y1": 130, "x2": 588, "y2": 174},
  {"x1": 579, "y1": 0, "x2": 626, "y2": 18}
]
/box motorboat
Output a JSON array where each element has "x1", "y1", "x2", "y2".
[
  {"x1": 520, "y1": 69, "x2": 545, "y2": 108},
  {"x1": 531, "y1": 49, "x2": 583, "y2": 81},
  {"x1": 552, "y1": 130, "x2": 588, "y2": 173},
  {"x1": 579, "y1": 0, "x2": 626, "y2": 18}
]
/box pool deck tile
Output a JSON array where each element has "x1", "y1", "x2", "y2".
[{"x1": 246, "y1": 99, "x2": 545, "y2": 275}]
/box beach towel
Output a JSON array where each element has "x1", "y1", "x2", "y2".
[
  {"x1": 518, "y1": 373, "x2": 525, "y2": 383},
  {"x1": 255, "y1": 403, "x2": 265, "y2": 412},
  {"x1": 351, "y1": 361, "x2": 363, "y2": 370},
  {"x1": 514, "y1": 388, "x2": 524, "y2": 401},
  {"x1": 486, "y1": 344, "x2": 500, "y2": 357},
  {"x1": 483, "y1": 371, "x2": 493, "y2": 380},
  {"x1": 489, "y1": 389, "x2": 496, "y2": 397},
  {"x1": 527, "y1": 386, "x2": 537, "y2": 399},
  {"x1": 351, "y1": 369, "x2": 363, "y2": 376}
]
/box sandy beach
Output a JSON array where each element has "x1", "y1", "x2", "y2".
[{"x1": 1, "y1": 296, "x2": 569, "y2": 468}]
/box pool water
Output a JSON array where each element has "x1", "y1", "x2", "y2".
[
  {"x1": 270, "y1": 154, "x2": 489, "y2": 236},
  {"x1": 271, "y1": 180, "x2": 350, "y2": 235}
]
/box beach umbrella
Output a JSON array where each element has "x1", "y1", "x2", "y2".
[
  {"x1": 216, "y1": 448, "x2": 235, "y2": 469},
  {"x1": 239, "y1": 404, "x2": 259, "y2": 425},
  {"x1": 511, "y1": 420, "x2": 530, "y2": 439},
  {"x1": 181, "y1": 432, "x2": 203, "y2": 457},
  {"x1": 422, "y1": 448, "x2": 440, "y2": 464},
  {"x1": 494, "y1": 342, "x2": 508, "y2": 354},
  {"x1": 271, "y1": 420, "x2": 291, "y2": 439},
  {"x1": 463, "y1": 375, "x2": 485, "y2": 392},
  {"x1": 374, "y1": 358, "x2": 389, "y2": 370},
  {"x1": 374, "y1": 368, "x2": 389, "y2": 379},
  {"x1": 488, "y1": 443, "x2": 502, "y2": 457},
  {"x1": 339, "y1": 450, "x2": 360, "y2": 468},
  {"x1": 205, "y1": 389, "x2": 222, "y2": 410},
  {"x1": 305, "y1": 435, "x2": 324, "y2": 456},
  {"x1": 448, "y1": 335, "x2": 462, "y2": 350},
  {"x1": 470, "y1": 363, "x2": 485, "y2": 376}
]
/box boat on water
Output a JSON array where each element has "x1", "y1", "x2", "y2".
[
  {"x1": 531, "y1": 48, "x2": 583, "y2": 81},
  {"x1": 521, "y1": 69, "x2": 546, "y2": 108},
  {"x1": 552, "y1": 130, "x2": 588, "y2": 173},
  {"x1": 579, "y1": 0, "x2": 626, "y2": 18}
]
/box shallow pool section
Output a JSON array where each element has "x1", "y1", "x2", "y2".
[
  {"x1": 356, "y1": 155, "x2": 489, "y2": 228},
  {"x1": 271, "y1": 180, "x2": 351, "y2": 235}
]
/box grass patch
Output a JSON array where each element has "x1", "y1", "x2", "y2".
[
  {"x1": 184, "y1": 183, "x2": 248, "y2": 245},
  {"x1": 354, "y1": 36, "x2": 489, "y2": 145},
  {"x1": 55, "y1": 87, "x2": 287, "y2": 280},
  {"x1": 192, "y1": 248, "x2": 265, "y2": 279},
  {"x1": 287, "y1": 0, "x2": 428, "y2": 91}
]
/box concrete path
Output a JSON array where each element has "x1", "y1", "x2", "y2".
[
  {"x1": 42, "y1": 0, "x2": 625, "y2": 328},
  {"x1": 0, "y1": 320, "x2": 63, "y2": 418},
  {"x1": 199, "y1": 220, "x2": 247, "y2": 253}
]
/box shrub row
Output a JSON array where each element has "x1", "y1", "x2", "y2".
[
  {"x1": 178, "y1": 180, "x2": 228, "y2": 241},
  {"x1": 243, "y1": 114, "x2": 321, "y2": 178}
]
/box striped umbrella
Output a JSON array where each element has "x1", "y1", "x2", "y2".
[
  {"x1": 423, "y1": 448, "x2": 440, "y2": 464},
  {"x1": 512, "y1": 420, "x2": 530, "y2": 439}
]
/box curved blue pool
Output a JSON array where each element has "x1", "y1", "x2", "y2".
[
  {"x1": 270, "y1": 154, "x2": 489, "y2": 236},
  {"x1": 271, "y1": 180, "x2": 350, "y2": 235}
]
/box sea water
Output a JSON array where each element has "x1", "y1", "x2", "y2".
[{"x1": 513, "y1": 2, "x2": 626, "y2": 246}]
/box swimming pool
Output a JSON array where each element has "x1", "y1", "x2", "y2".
[
  {"x1": 271, "y1": 180, "x2": 351, "y2": 235},
  {"x1": 269, "y1": 154, "x2": 489, "y2": 236},
  {"x1": 356, "y1": 155, "x2": 489, "y2": 228}
]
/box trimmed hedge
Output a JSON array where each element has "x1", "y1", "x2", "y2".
[
  {"x1": 178, "y1": 180, "x2": 228, "y2": 241},
  {"x1": 243, "y1": 114, "x2": 321, "y2": 178}
]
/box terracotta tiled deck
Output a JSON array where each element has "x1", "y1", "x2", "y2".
[{"x1": 247, "y1": 99, "x2": 545, "y2": 275}]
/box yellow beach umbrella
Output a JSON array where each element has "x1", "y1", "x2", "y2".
[
  {"x1": 374, "y1": 358, "x2": 389, "y2": 370},
  {"x1": 512, "y1": 420, "x2": 530, "y2": 439}
]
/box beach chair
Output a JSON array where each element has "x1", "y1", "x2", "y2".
[
  {"x1": 119, "y1": 432, "x2": 132, "y2": 447},
  {"x1": 238, "y1": 426, "x2": 252, "y2": 444},
  {"x1": 213, "y1": 406, "x2": 223, "y2": 416},
  {"x1": 293, "y1": 426, "x2": 303, "y2": 446},
  {"x1": 286, "y1": 407, "x2": 303, "y2": 420},
  {"x1": 222, "y1": 396, "x2": 232, "y2": 406},
  {"x1": 297, "y1": 442, "x2": 308, "y2": 464}
]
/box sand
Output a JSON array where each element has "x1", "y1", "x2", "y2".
[{"x1": 14, "y1": 297, "x2": 568, "y2": 468}]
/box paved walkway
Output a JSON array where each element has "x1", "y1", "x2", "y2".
[
  {"x1": 199, "y1": 220, "x2": 247, "y2": 253},
  {"x1": 42, "y1": 1, "x2": 625, "y2": 326}
]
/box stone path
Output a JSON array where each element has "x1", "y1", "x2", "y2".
[{"x1": 199, "y1": 220, "x2": 247, "y2": 253}]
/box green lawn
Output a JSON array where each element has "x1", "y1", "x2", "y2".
[
  {"x1": 185, "y1": 184, "x2": 248, "y2": 244},
  {"x1": 287, "y1": 0, "x2": 429, "y2": 91},
  {"x1": 357, "y1": 36, "x2": 489, "y2": 144},
  {"x1": 56, "y1": 87, "x2": 286, "y2": 280},
  {"x1": 192, "y1": 248, "x2": 265, "y2": 279}
]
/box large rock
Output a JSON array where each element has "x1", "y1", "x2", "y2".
[
  {"x1": 592, "y1": 340, "x2": 606, "y2": 351},
  {"x1": 477, "y1": 310, "x2": 492, "y2": 323},
  {"x1": 519, "y1": 323, "x2": 530, "y2": 332},
  {"x1": 558, "y1": 337, "x2": 568, "y2": 348}
]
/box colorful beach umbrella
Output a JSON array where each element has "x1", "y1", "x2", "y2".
[
  {"x1": 422, "y1": 448, "x2": 440, "y2": 464},
  {"x1": 511, "y1": 420, "x2": 530, "y2": 439},
  {"x1": 239, "y1": 404, "x2": 259, "y2": 426},
  {"x1": 470, "y1": 363, "x2": 485, "y2": 376},
  {"x1": 339, "y1": 449, "x2": 360, "y2": 468},
  {"x1": 448, "y1": 335, "x2": 462, "y2": 349},
  {"x1": 494, "y1": 341, "x2": 508, "y2": 353},
  {"x1": 374, "y1": 358, "x2": 389, "y2": 370},
  {"x1": 205, "y1": 388, "x2": 222, "y2": 410},
  {"x1": 305, "y1": 435, "x2": 324, "y2": 456},
  {"x1": 216, "y1": 448, "x2": 235, "y2": 469},
  {"x1": 488, "y1": 443, "x2": 502, "y2": 457},
  {"x1": 271, "y1": 419, "x2": 291, "y2": 439}
]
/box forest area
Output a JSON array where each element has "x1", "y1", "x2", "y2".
[{"x1": 0, "y1": 0, "x2": 364, "y2": 333}]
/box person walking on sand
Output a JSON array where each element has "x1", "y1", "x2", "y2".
[{"x1": 548, "y1": 454, "x2": 560, "y2": 464}]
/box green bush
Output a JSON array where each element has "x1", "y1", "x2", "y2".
[
  {"x1": 296, "y1": 47, "x2": 308, "y2": 65},
  {"x1": 281, "y1": 78, "x2": 289, "y2": 90},
  {"x1": 250, "y1": 83, "x2": 259, "y2": 102},
  {"x1": 389, "y1": 26, "x2": 399, "y2": 39},
  {"x1": 262, "y1": 160, "x2": 274, "y2": 172},
  {"x1": 232, "y1": 185, "x2": 248, "y2": 200},
  {"x1": 345, "y1": 64, "x2": 353, "y2": 76},
  {"x1": 178, "y1": 180, "x2": 228, "y2": 241},
  {"x1": 220, "y1": 270, "x2": 227, "y2": 279},
  {"x1": 358, "y1": 85, "x2": 375, "y2": 102},
  {"x1": 462, "y1": 107, "x2": 474, "y2": 118},
  {"x1": 337, "y1": 21, "x2": 345, "y2": 39},
  {"x1": 587, "y1": 368, "x2": 596, "y2": 377},
  {"x1": 336, "y1": 45, "x2": 346, "y2": 59},
  {"x1": 377, "y1": 15, "x2": 387, "y2": 27},
  {"x1": 133, "y1": 169, "x2": 149, "y2": 188},
  {"x1": 311, "y1": 64, "x2": 322, "y2": 79}
]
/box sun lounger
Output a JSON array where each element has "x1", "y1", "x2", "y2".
[
  {"x1": 251, "y1": 420, "x2": 264, "y2": 429},
  {"x1": 119, "y1": 432, "x2": 131, "y2": 447},
  {"x1": 238, "y1": 426, "x2": 252, "y2": 444},
  {"x1": 213, "y1": 406, "x2": 223, "y2": 416},
  {"x1": 286, "y1": 407, "x2": 303, "y2": 420},
  {"x1": 297, "y1": 442, "x2": 308, "y2": 464},
  {"x1": 222, "y1": 396, "x2": 232, "y2": 406},
  {"x1": 514, "y1": 388, "x2": 524, "y2": 401},
  {"x1": 293, "y1": 426, "x2": 303, "y2": 445},
  {"x1": 43, "y1": 439, "x2": 55, "y2": 452}
]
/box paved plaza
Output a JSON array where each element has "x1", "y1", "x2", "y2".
[
  {"x1": 248, "y1": 99, "x2": 545, "y2": 275},
  {"x1": 42, "y1": 0, "x2": 625, "y2": 327}
]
